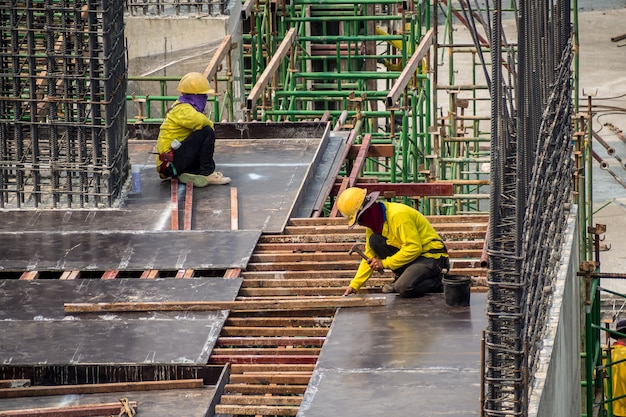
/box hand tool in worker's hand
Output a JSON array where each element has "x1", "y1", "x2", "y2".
[{"x1": 348, "y1": 244, "x2": 384, "y2": 274}]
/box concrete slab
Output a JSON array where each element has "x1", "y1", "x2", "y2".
[
  {"x1": 0, "y1": 387, "x2": 218, "y2": 417},
  {"x1": 298, "y1": 293, "x2": 487, "y2": 417},
  {"x1": 0, "y1": 278, "x2": 240, "y2": 365}
]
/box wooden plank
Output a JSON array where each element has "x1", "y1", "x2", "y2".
[
  {"x1": 387, "y1": 28, "x2": 434, "y2": 107},
  {"x1": 225, "y1": 317, "x2": 333, "y2": 327},
  {"x1": 59, "y1": 270, "x2": 80, "y2": 280},
  {"x1": 0, "y1": 379, "x2": 204, "y2": 399},
  {"x1": 331, "y1": 182, "x2": 454, "y2": 197},
  {"x1": 19, "y1": 271, "x2": 39, "y2": 280},
  {"x1": 140, "y1": 270, "x2": 159, "y2": 279},
  {"x1": 0, "y1": 380, "x2": 30, "y2": 388},
  {"x1": 330, "y1": 133, "x2": 373, "y2": 217},
  {"x1": 64, "y1": 296, "x2": 386, "y2": 313},
  {"x1": 241, "y1": 278, "x2": 359, "y2": 287},
  {"x1": 184, "y1": 180, "x2": 193, "y2": 231},
  {"x1": 241, "y1": 270, "x2": 361, "y2": 279},
  {"x1": 347, "y1": 144, "x2": 395, "y2": 159},
  {"x1": 229, "y1": 373, "x2": 312, "y2": 385},
  {"x1": 203, "y1": 35, "x2": 234, "y2": 81},
  {"x1": 220, "y1": 327, "x2": 328, "y2": 337},
  {"x1": 221, "y1": 395, "x2": 302, "y2": 405},
  {"x1": 216, "y1": 337, "x2": 326, "y2": 347},
  {"x1": 254, "y1": 240, "x2": 485, "y2": 252},
  {"x1": 212, "y1": 347, "x2": 321, "y2": 356},
  {"x1": 245, "y1": 261, "x2": 364, "y2": 272},
  {"x1": 249, "y1": 248, "x2": 483, "y2": 262},
  {"x1": 212, "y1": 355, "x2": 318, "y2": 365},
  {"x1": 0, "y1": 401, "x2": 138, "y2": 417},
  {"x1": 101, "y1": 270, "x2": 118, "y2": 280},
  {"x1": 214, "y1": 404, "x2": 299, "y2": 416},
  {"x1": 231, "y1": 187, "x2": 239, "y2": 230},
  {"x1": 171, "y1": 177, "x2": 179, "y2": 230},
  {"x1": 223, "y1": 383, "x2": 308, "y2": 394},
  {"x1": 175, "y1": 269, "x2": 194, "y2": 278},
  {"x1": 282, "y1": 223, "x2": 487, "y2": 235},
  {"x1": 241, "y1": 0, "x2": 255, "y2": 19},
  {"x1": 238, "y1": 287, "x2": 346, "y2": 297},
  {"x1": 247, "y1": 28, "x2": 297, "y2": 110},
  {"x1": 224, "y1": 268, "x2": 242, "y2": 278},
  {"x1": 288, "y1": 214, "x2": 489, "y2": 226},
  {"x1": 229, "y1": 364, "x2": 316, "y2": 373}
]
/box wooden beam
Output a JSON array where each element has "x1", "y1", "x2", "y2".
[
  {"x1": 0, "y1": 401, "x2": 138, "y2": 417},
  {"x1": 229, "y1": 364, "x2": 316, "y2": 373},
  {"x1": 0, "y1": 379, "x2": 204, "y2": 399},
  {"x1": 241, "y1": 0, "x2": 255, "y2": 19},
  {"x1": 386, "y1": 28, "x2": 434, "y2": 108},
  {"x1": 221, "y1": 395, "x2": 302, "y2": 405},
  {"x1": 347, "y1": 144, "x2": 394, "y2": 159},
  {"x1": 19, "y1": 271, "x2": 39, "y2": 280},
  {"x1": 0, "y1": 380, "x2": 30, "y2": 388},
  {"x1": 175, "y1": 269, "x2": 195, "y2": 278},
  {"x1": 64, "y1": 296, "x2": 386, "y2": 313},
  {"x1": 230, "y1": 187, "x2": 239, "y2": 230},
  {"x1": 171, "y1": 177, "x2": 179, "y2": 230},
  {"x1": 247, "y1": 28, "x2": 296, "y2": 111},
  {"x1": 222, "y1": 383, "x2": 307, "y2": 395},
  {"x1": 331, "y1": 182, "x2": 454, "y2": 197},
  {"x1": 184, "y1": 180, "x2": 193, "y2": 231},
  {"x1": 216, "y1": 336, "x2": 325, "y2": 347},
  {"x1": 59, "y1": 270, "x2": 80, "y2": 280},
  {"x1": 214, "y1": 404, "x2": 299, "y2": 416},
  {"x1": 224, "y1": 268, "x2": 242, "y2": 278},
  {"x1": 140, "y1": 270, "x2": 159, "y2": 279},
  {"x1": 212, "y1": 355, "x2": 318, "y2": 365},
  {"x1": 203, "y1": 35, "x2": 234, "y2": 82},
  {"x1": 101, "y1": 270, "x2": 118, "y2": 280},
  {"x1": 220, "y1": 326, "x2": 328, "y2": 337}
]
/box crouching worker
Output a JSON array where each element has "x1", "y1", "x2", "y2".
[
  {"x1": 155, "y1": 72, "x2": 230, "y2": 187},
  {"x1": 337, "y1": 187, "x2": 449, "y2": 297}
]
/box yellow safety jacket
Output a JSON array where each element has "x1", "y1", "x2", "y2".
[
  {"x1": 155, "y1": 102, "x2": 214, "y2": 176},
  {"x1": 350, "y1": 201, "x2": 448, "y2": 291},
  {"x1": 607, "y1": 342, "x2": 626, "y2": 417}
]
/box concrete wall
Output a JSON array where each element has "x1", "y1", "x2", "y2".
[
  {"x1": 528, "y1": 205, "x2": 581, "y2": 417},
  {"x1": 124, "y1": 1, "x2": 245, "y2": 121}
]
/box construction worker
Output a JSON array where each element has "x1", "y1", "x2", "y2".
[
  {"x1": 155, "y1": 72, "x2": 230, "y2": 187},
  {"x1": 337, "y1": 187, "x2": 449, "y2": 297},
  {"x1": 608, "y1": 319, "x2": 626, "y2": 416}
]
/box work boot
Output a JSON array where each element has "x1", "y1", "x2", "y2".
[
  {"x1": 178, "y1": 173, "x2": 210, "y2": 188},
  {"x1": 382, "y1": 283, "x2": 397, "y2": 294},
  {"x1": 205, "y1": 171, "x2": 231, "y2": 185}
]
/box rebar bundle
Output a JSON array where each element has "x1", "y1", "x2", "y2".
[
  {"x1": 0, "y1": 0, "x2": 128, "y2": 208},
  {"x1": 454, "y1": 0, "x2": 574, "y2": 415}
]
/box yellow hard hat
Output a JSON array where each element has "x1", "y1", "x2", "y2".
[
  {"x1": 337, "y1": 187, "x2": 380, "y2": 228},
  {"x1": 177, "y1": 72, "x2": 213, "y2": 95}
]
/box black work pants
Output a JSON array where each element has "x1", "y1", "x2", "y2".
[
  {"x1": 163, "y1": 126, "x2": 216, "y2": 177},
  {"x1": 369, "y1": 233, "x2": 447, "y2": 298}
]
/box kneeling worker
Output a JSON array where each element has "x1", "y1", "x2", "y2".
[
  {"x1": 155, "y1": 72, "x2": 230, "y2": 187},
  {"x1": 337, "y1": 187, "x2": 449, "y2": 297}
]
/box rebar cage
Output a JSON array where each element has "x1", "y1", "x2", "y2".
[{"x1": 0, "y1": 0, "x2": 128, "y2": 209}]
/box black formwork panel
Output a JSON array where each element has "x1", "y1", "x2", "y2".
[{"x1": 0, "y1": 1, "x2": 128, "y2": 209}]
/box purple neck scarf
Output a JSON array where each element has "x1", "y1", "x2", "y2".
[
  {"x1": 358, "y1": 202, "x2": 384, "y2": 234},
  {"x1": 178, "y1": 94, "x2": 207, "y2": 113}
]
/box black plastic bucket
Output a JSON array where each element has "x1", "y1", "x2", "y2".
[{"x1": 442, "y1": 275, "x2": 471, "y2": 307}]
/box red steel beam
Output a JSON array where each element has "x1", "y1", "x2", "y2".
[{"x1": 331, "y1": 182, "x2": 454, "y2": 197}]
